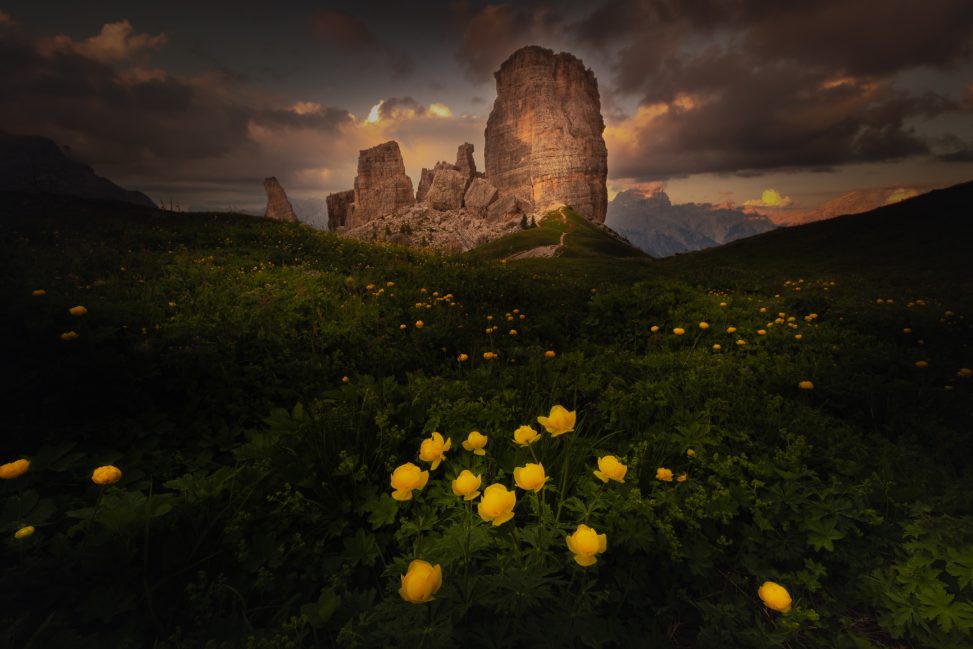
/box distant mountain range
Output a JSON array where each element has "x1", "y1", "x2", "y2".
[
  {"x1": 0, "y1": 133, "x2": 155, "y2": 208},
  {"x1": 605, "y1": 189, "x2": 776, "y2": 257}
]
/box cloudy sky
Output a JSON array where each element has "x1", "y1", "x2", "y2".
[{"x1": 2, "y1": 0, "x2": 972, "y2": 217}]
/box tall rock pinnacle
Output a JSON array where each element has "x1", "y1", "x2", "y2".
[
  {"x1": 484, "y1": 46, "x2": 608, "y2": 223},
  {"x1": 263, "y1": 177, "x2": 298, "y2": 222}
]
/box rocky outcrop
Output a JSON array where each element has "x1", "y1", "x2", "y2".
[
  {"x1": 263, "y1": 177, "x2": 298, "y2": 222},
  {"x1": 326, "y1": 189, "x2": 354, "y2": 230},
  {"x1": 425, "y1": 167, "x2": 467, "y2": 211},
  {"x1": 487, "y1": 193, "x2": 532, "y2": 223},
  {"x1": 347, "y1": 141, "x2": 414, "y2": 228},
  {"x1": 455, "y1": 142, "x2": 476, "y2": 191},
  {"x1": 416, "y1": 167, "x2": 436, "y2": 203},
  {"x1": 464, "y1": 178, "x2": 499, "y2": 219},
  {"x1": 484, "y1": 46, "x2": 608, "y2": 223}
]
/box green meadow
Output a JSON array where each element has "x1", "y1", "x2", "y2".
[{"x1": 1, "y1": 193, "x2": 972, "y2": 648}]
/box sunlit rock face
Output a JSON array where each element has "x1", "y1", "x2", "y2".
[
  {"x1": 484, "y1": 46, "x2": 608, "y2": 223},
  {"x1": 346, "y1": 141, "x2": 415, "y2": 228},
  {"x1": 262, "y1": 177, "x2": 298, "y2": 222}
]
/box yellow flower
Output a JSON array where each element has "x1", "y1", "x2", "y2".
[
  {"x1": 726, "y1": 326, "x2": 737, "y2": 334},
  {"x1": 958, "y1": 368, "x2": 972, "y2": 379},
  {"x1": 676, "y1": 473, "x2": 687, "y2": 483},
  {"x1": 60, "y1": 331, "x2": 79, "y2": 341},
  {"x1": 915, "y1": 360, "x2": 929, "y2": 369},
  {"x1": 719, "y1": 301, "x2": 727, "y2": 307},
  {"x1": 565, "y1": 524, "x2": 607, "y2": 567},
  {"x1": 545, "y1": 350, "x2": 556, "y2": 358},
  {"x1": 457, "y1": 353, "x2": 469, "y2": 362},
  {"x1": 673, "y1": 327, "x2": 685, "y2": 335},
  {"x1": 758, "y1": 581, "x2": 792, "y2": 614},
  {"x1": 68, "y1": 305, "x2": 87, "y2": 316},
  {"x1": 593, "y1": 455, "x2": 627, "y2": 484},
  {"x1": 400, "y1": 324, "x2": 407, "y2": 330},
  {"x1": 415, "y1": 320, "x2": 424, "y2": 328},
  {"x1": 0, "y1": 458, "x2": 30, "y2": 479},
  {"x1": 462, "y1": 431, "x2": 488, "y2": 455},
  {"x1": 508, "y1": 329, "x2": 517, "y2": 336},
  {"x1": 650, "y1": 325, "x2": 660, "y2": 333},
  {"x1": 537, "y1": 405, "x2": 576, "y2": 438},
  {"x1": 341, "y1": 376, "x2": 350, "y2": 383},
  {"x1": 390, "y1": 462, "x2": 429, "y2": 501},
  {"x1": 418, "y1": 432, "x2": 451, "y2": 470},
  {"x1": 736, "y1": 339, "x2": 747, "y2": 346},
  {"x1": 513, "y1": 463, "x2": 549, "y2": 492},
  {"x1": 712, "y1": 344, "x2": 721, "y2": 351},
  {"x1": 32, "y1": 289, "x2": 46, "y2": 297},
  {"x1": 14, "y1": 526, "x2": 35, "y2": 539},
  {"x1": 92, "y1": 465, "x2": 122, "y2": 485},
  {"x1": 794, "y1": 334, "x2": 803, "y2": 340},
  {"x1": 451, "y1": 469, "x2": 482, "y2": 500},
  {"x1": 399, "y1": 559, "x2": 443, "y2": 604},
  {"x1": 902, "y1": 327, "x2": 912, "y2": 334},
  {"x1": 482, "y1": 351, "x2": 497, "y2": 360},
  {"x1": 699, "y1": 322, "x2": 709, "y2": 330},
  {"x1": 687, "y1": 449, "x2": 696, "y2": 457},
  {"x1": 757, "y1": 329, "x2": 767, "y2": 336},
  {"x1": 513, "y1": 425, "x2": 540, "y2": 447},
  {"x1": 477, "y1": 483, "x2": 516, "y2": 526},
  {"x1": 798, "y1": 380, "x2": 814, "y2": 390},
  {"x1": 655, "y1": 467, "x2": 673, "y2": 482}
]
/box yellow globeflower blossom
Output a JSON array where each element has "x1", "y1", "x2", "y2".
[
  {"x1": 915, "y1": 360, "x2": 929, "y2": 369},
  {"x1": 478, "y1": 484, "x2": 516, "y2": 526},
  {"x1": 798, "y1": 380, "x2": 814, "y2": 390},
  {"x1": 736, "y1": 339, "x2": 747, "y2": 346},
  {"x1": 451, "y1": 470, "x2": 482, "y2": 500},
  {"x1": 60, "y1": 331, "x2": 79, "y2": 341},
  {"x1": 508, "y1": 329, "x2": 517, "y2": 336},
  {"x1": 399, "y1": 560, "x2": 442, "y2": 604},
  {"x1": 655, "y1": 467, "x2": 673, "y2": 482},
  {"x1": 537, "y1": 405, "x2": 576, "y2": 438},
  {"x1": 482, "y1": 351, "x2": 497, "y2": 360},
  {"x1": 699, "y1": 322, "x2": 709, "y2": 330},
  {"x1": 418, "y1": 432, "x2": 451, "y2": 470},
  {"x1": 566, "y1": 524, "x2": 607, "y2": 567},
  {"x1": 687, "y1": 449, "x2": 696, "y2": 457},
  {"x1": 757, "y1": 329, "x2": 767, "y2": 336},
  {"x1": 91, "y1": 465, "x2": 122, "y2": 485},
  {"x1": 726, "y1": 326, "x2": 737, "y2": 334},
  {"x1": 794, "y1": 334, "x2": 803, "y2": 341},
  {"x1": 902, "y1": 327, "x2": 912, "y2": 334},
  {"x1": 400, "y1": 324, "x2": 407, "y2": 330},
  {"x1": 545, "y1": 350, "x2": 556, "y2": 358},
  {"x1": 457, "y1": 353, "x2": 469, "y2": 362},
  {"x1": 514, "y1": 425, "x2": 540, "y2": 447},
  {"x1": 712, "y1": 344, "x2": 721, "y2": 351},
  {"x1": 0, "y1": 458, "x2": 30, "y2": 479},
  {"x1": 341, "y1": 376, "x2": 350, "y2": 383},
  {"x1": 513, "y1": 463, "x2": 549, "y2": 492},
  {"x1": 719, "y1": 302, "x2": 727, "y2": 307},
  {"x1": 390, "y1": 462, "x2": 429, "y2": 501},
  {"x1": 673, "y1": 327, "x2": 686, "y2": 335},
  {"x1": 415, "y1": 320, "x2": 424, "y2": 329},
  {"x1": 15, "y1": 526, "x2": 35, "y2": 539},
  {"x1": 958, "y1": 368, "x2": 972, "y2": 379},
  {"x1": 593, "y1": 456, "x2": 627, "y2": 484},
  {"x1": 462, "y1": 431, "x2": 488, "y2": 456},
  {"x1": 32, "y1": 289, "x2": 46, "y2": 297},
  {"x1": 758, "y1": 581, "x2": 792, "y2": 614},
  {"x1": 650, "y1": 325, "x2": 660, "y2": 333},
  {"x1": 68, "y1": 305, "x2": 87, "y2": 316},
  {"x1": 676, "y1": 473, "x2": 687, "y2": 483}
]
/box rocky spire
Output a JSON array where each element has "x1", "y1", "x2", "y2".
[{"x1": 263, "y1": 177, "x2": 298, "y2": 222}]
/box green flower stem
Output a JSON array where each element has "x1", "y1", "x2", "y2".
[{"x1": 554, "y1": 432, "x2": 575, "y2": 524}]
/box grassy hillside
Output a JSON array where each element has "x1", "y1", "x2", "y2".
[
  {"x1": 1, "y1": 192, "x2": 972, "y2": 648},
  {"x1": 466, "y1": 206, "x2": 648, "y2": 261}
]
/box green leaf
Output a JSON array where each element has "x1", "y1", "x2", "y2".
[
  {"x1": 806, "y1": 517, "x2": 844, "y2": 552},
  {"x1": 342, "y1": 528, "x2": 380, "y2": 567},
  {"x1": 365, "y1": 493, "x2": 398, "y2": 529}
]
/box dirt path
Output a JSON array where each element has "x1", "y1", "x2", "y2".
[{"x1": 506, "y1": 208, "x2": 570, "y2": 259}]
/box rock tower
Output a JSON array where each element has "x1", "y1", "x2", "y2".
[{"x1": 263, "y1": 177, "x2": 298, "y2": 222}]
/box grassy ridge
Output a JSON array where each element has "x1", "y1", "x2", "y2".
[{"x1": 1, "y1": 192, "x2": 972, "y2": 648}]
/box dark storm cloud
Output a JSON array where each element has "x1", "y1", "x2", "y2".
[
  {"x1": 0, "y1": 27, "x2": 349, "y2": 177},
  {"x1": 455, "y1": 2, "x2": 564, "y2": 83},
  {"x1": 572, "y1": 0, "x2": 973, "y2": 179},
  {"x1": 378, "y1": 97, "x2": 426, "y2": 120},
  {"x1": 309, "y1": 8, "x2": 415, "y2": 79}
]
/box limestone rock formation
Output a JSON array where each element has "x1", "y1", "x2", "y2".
[
  {"x1": 487, "y1": 193, "x2": 532, "y2": 223},
  {"x1": 455, "y1": 142, "x2": 476, "y2": 191},
  {"x1": 263, "y1": 177, "x2": 298, "y2": 222},
  {"x1": 347, "y1": 141, "x2": 415, "y2": 228},
  {"x1": 326, "y1": 189, "x2": 354, "y2": 230},
  {"x1": 416, "y1": 167, "x2": 436, "y2": 203},
  {"x1": 425, "y1": 167, "x2": 467, "y2": 211},
  {"x1": 464, "y1": 178, "x2": 499, "y2": 219},
  {"x1": 484, "y1": 46, "x2": 608, "y2": 223}
]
